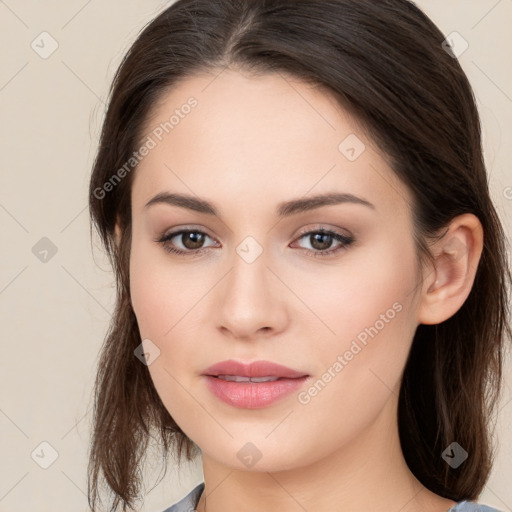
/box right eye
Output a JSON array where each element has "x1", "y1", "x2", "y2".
[{"x1": 156, "y1": 229, "x2": 219, "y2": 256}]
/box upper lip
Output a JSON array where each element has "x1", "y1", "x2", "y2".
[{"x1": 202, "y1": 360, "x2": 308, "y2": 379}]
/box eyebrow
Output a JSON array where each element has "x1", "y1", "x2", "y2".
[{"x1": 143, "y1": 191, "x2": 375, "y2": 217}]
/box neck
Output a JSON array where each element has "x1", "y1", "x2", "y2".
[{"x1": 195, "y1": 394, "x2": 456, "y2": 512}]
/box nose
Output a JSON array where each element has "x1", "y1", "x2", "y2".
[{"x1": 215, "y1": 248, "x2": 289, "y2": 341}]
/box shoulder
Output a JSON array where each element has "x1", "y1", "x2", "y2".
[
  {"x1": 161, "y1": 482, "x2": 205, "y2": 512},
  {"x1": 449, "y1": 501, "x2": 503, "y2": 512},
  {"x1": 160, "y1": 488, "x2": 503, "y2": 512}
]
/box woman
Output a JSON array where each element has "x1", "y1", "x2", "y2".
[{"x1": 87, "y1": 1, "x2": 511, "y2": 511}]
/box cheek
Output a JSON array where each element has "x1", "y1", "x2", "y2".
[
  {"x1": 129, "y1": 244, "x2": 203, "y2": 426},
  {"x1": 129, "y1": 236, "x2": 195, "y2": 340},
  {"x1": 130, "y1": 267, "x2": 168, "y2": 340},
  {"x1": 300, "y1": 234, "x2": 419, "y2": 405},
  {"x1": 311, "y1": 235, "x2": 418, "y2": 353},
  {"x1": 129, "y1": 237, "x2": 211, "y2": 400},
  {"x1": 289, "y1": 271, "x2": 417, "y2": 467}
]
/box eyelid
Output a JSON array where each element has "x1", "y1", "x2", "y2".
[
  {"x1": 157, "y1": 224, "x2": 214, "y2": 240},
  {"x1": 294, "y1": 223, "x2": 352, "y2": 238},
  {"x1": 157, "y1": 223, "x2": 352, "y2": 239},
  {"x1": 156, "y1": 223, "x2": 355, "y2": 257}
]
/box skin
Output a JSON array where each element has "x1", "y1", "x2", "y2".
[{"x1": 117, "y1": 68, "x2": 483, "y2": 512}]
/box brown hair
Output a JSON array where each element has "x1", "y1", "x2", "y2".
[{"x1": 87, "y1": 0, "x2": 511, "y2": 510}]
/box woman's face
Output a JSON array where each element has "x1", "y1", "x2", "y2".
[{"x1": 128, "y1": 69, "x2": 425, "y2": 471}]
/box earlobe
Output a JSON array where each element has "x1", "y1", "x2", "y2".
[{"x1": 417, "y1": 213, "x2": 484, "y2": 325}]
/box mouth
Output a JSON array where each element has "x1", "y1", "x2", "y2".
[{"x1": 202, "y1": 360, "x2": 310, "y2": 409}]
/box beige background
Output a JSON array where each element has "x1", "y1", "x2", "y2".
[{"x1": 0, "y1": 1, "x2": 511, "y2": 511}]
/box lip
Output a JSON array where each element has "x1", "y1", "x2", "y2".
[
  {"x1": 202, "y1": 360, "x2": 310, "y2": 409},
  {"x1": 203, "y1": 360, "x2": 308, "y2": 379}
]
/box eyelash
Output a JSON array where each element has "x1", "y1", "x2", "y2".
[{"x1": 155, "y1": 226, "x2": 355, "y2": 258}]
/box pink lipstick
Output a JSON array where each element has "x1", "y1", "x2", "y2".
[{"x1": 202, "y1": 360, "x2": 309, "y2": 409}]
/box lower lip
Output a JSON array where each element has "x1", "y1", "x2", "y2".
[{"x1": 203, "y1": 375, "x2": 309, "y2": 409}]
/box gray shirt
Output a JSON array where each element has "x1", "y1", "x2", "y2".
[{"x1": 162, "y1": 483, "x2": 503, "y2": 512}]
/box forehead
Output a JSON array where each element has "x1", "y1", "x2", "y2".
[{"x1": 131, "y1": 69, "x2": 413, "y2": 218}]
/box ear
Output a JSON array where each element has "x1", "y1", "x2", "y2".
[{"x1": 417, "y1": 213, "x2": 484, "y2": 325}]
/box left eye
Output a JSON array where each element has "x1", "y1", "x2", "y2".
[
  {"x1": 156, "y1": 228, "x2": 354, "y2": 258},
  {"x1": 292, "y1": 229, "x2": 354, "y2": 256}
]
